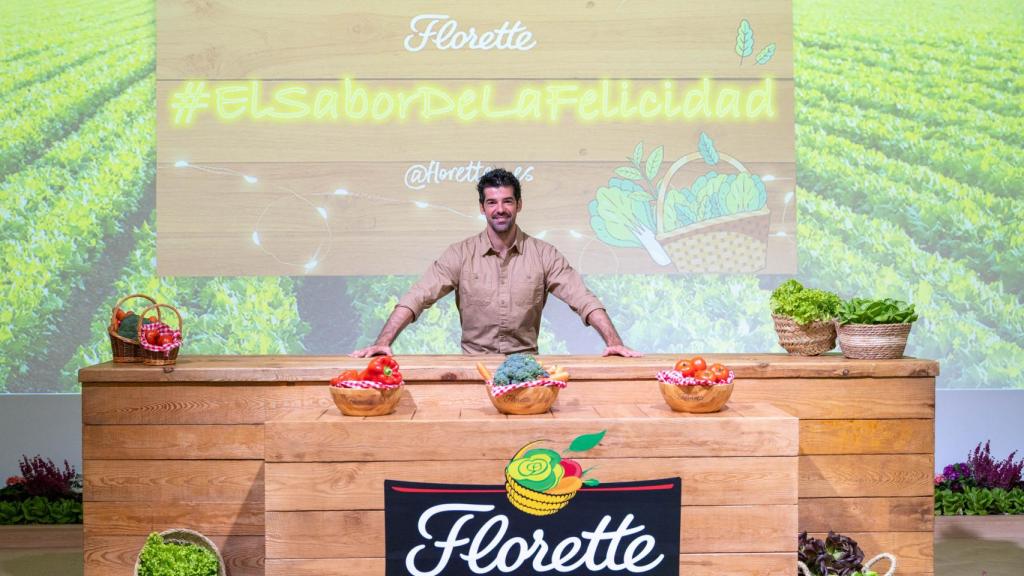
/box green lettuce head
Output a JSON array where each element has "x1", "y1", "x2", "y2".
[{"x1": 507, "y1": 448, "x2": 565, "y2": 492}]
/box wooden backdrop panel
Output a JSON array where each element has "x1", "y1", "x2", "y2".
[
  {"x1": 157, "y1": 0, "x2": 794, "y2": 80},
  {"x1": 156, "y1": 160, "x2": 796, "y2": 275}
]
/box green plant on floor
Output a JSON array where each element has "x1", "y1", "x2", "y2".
[
  {"x1": 935, "y1": 441, "x2": 1024, "y2": 515},
  {"x1": 137, "y1": 533, "x2": 220, "y2": 576},
  {"x1": 0, "y1": 456, "x2": 83, "y2": 525},
  {"x1": 797, "y1": 531, "x2": 881, "y2": 576}
]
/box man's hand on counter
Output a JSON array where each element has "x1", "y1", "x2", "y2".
[
  {"x1": 350, "y1": 344, "x2": 394, "y2": 357},
  {"x1": 603, "y1": 344, "x2": 643, "y2": 357}
]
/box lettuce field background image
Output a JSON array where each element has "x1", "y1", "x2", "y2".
[{"x1": 0, "y1": 0, "x2": 1020, "y2": 391}]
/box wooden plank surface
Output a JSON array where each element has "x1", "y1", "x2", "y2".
[
  {"x1": 84, "y1": 502, "x2": 264, "y2": 536},
  {"x1": 0, "y1": 525, "x2": 83, "y2": 549},
  {"x1": 265, "y1": 553, "x2": 795, "y2": 576},
  {"x1": 799, "y1": 497, "x2": 933, "y2": 532},
  {"x1": 799, "y1": 419, "x2": 934, "y2": 455},
  {"x1": 934, "y1": 515, "x2": 1024, "y2": 545},
  {"x1": 266, "y1": 505, "x2": 796, "y2": 557},
  {"x1": 799, "y1": 454, "x2": 934, "y2": 498},
  {"x1": 266, "y1": 456, "x2": 797, "y2": 510},
  {"x1": 265, "y1": 403, "x2": 797, "y2": 461},
  {"x1": 84, "y1": 460, "x2": 264, "y2": 502},
  {"x1": 83, "y1": 425, "x2": 264, "y2": 459},
  {"x1": 85, "y1": 535, "x2": 263, "y2": 576},
  {"x1": 78, "y1": 354, "x2": 940, "y2": 383},
  {"x1": 158, "y1": 0, "x2": 794, "y2": 80}
]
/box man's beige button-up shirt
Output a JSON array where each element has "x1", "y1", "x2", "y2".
[{"x1": 396, "y1": 227, "x2": 605, "y2": 354}]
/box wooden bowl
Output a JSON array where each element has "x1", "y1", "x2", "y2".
[
  {"x1": 659, "y1": 381, "x2": 734, "y2": 413},
  {"x1": 330, "y1": 384, "x2": 404, "y2": 416},
  {"x1": 488, "y1": 385, "x2": 559, "y2": 415}
]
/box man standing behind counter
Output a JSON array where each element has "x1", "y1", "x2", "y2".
[{"x1": 352, "y1": 169, "x2": 641, "y2": 358}]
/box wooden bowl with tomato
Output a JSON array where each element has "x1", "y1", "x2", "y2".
[
  {"x1": 329, "y1": 357, "x2": 404, "y2": 417},
  {"x1": 657, "y1": 357, "x2": 735, "y2": 413}
]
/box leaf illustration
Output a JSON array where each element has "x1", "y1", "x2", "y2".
[
  {"x1": 756, "y1": 42, "x2": 776, "y2": 65},
  {"x1": 735, "y1": 19, "x2": 754, "y2": 63},
  {"x1": 645, "y1": 145, "x2": 663, "y2": 181},
  {"x1": 615, "y1": 166, "x2": 643, "y2": 180},
  {"x1": 632, "y1": 142, "x2": 644, "y2": 168},
  {"x1": 698, "y1": 132, "x2": 719, "y2": 165},
  {"x1": 583, "y1": 478, "x2": 600, "y2": 487},
  {"x1": 568, "y1": 430, "x2": 606, "y2": 452}
]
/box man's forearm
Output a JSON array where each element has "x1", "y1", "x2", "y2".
[
  {"x1": 374, "y1": 306, "x2": 415, "y2": 346},
  {"x1": 585, "y1": 309, "x2": 624, "y2": 347}
]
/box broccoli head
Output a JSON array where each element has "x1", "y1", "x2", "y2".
[{"x1": 492, "y1": 353, "x2": 549, "y2": 386}]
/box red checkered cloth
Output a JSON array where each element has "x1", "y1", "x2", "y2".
[
  {"x1": 139, "y1": 322, "x2": 182, "y2": 353},
  {"x1": 330, "y1": 380, "x2": 403, "y2": 390},
  {"x1": 488, "y1": 378, "x2": 567, "y2": 398},
  {"x1": 655, "y1": 369, "x2": 734, "y2": 387}
]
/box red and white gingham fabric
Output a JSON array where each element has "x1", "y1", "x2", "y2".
[
  {"x1": 139, "y1": 322, "x2": 182, "y2": 353},
  {"x1": 655, "y1": 369, "x2": 735, "y2": 387},
  {"x1": 488, "y1": 378, "x2": 567, "y2": 398},
  {"x1": 330, "y1": 380, "x2": 403, "y2": 390}
]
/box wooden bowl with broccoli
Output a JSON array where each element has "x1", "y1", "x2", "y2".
[{"x1": 478, "y1": 354, "x2": 569, "y2": 415}]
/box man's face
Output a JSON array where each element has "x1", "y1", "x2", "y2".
[{"x1": 480, "y1": 185, "x2": 521, "y2": 233}]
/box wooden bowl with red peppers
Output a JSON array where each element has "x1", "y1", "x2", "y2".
[{"x1": 328, "y1": 356, "x2": 404, "y2": 417}]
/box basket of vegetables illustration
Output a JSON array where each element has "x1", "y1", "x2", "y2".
[
  {"x1": 108, "y1": 293, "x2": 158, "y2": 363},
  {"x1": 504, "y1": 432, "x2": 603, "y2": 516},
  {"x1": 477, "y1": 354, "x2": 569, "y2": 415},
  {"x1": 137, "y1": 303, "x2": 183, "y2": 366},
  {"x1": 589, "y1": 134, "x2": 771, "y2": 273}
]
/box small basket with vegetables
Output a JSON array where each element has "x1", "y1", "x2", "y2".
[
  {"x1": 770, "y1": 280, "x2": 841, "y2": 356},
  {"x1": 655, "y1": 356, "x2": 735, "y2": 413},
  {"x1": 477, "y1": 354, "x2": 569, "y2": 415},
  {"x1": 134, "y1": 529, "x2": 225, "y2": 576},
  {"x1": 329, "y1": 356, "x2": 404, "y2": 416},
  {"x1": 108, "y1": 293, "x2": 158, "y2": 363},
  {"x1": 137, "y1": 304, "x2": 183, "y2": 366},
  {"x1": 835, "y1": 298, "x2": 917, "y2": 360}
]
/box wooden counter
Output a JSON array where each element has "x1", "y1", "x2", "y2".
[
  {"x1": 264, "y1": 402, "x2": 798, "y2": 576},
  {"x1": 80, "y1": 354, "x2": 937, "y2": 576}
]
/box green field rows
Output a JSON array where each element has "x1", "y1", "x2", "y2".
[{"x1": 0, "y1": 0, "x2": 1021, "y2": 390}]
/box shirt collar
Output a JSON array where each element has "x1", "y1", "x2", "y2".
[{"x1": 478, "y1": 226, "x2": 526, "y2": 256}]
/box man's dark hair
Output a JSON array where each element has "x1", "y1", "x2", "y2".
[{"x1": 477, "y1": 168, "x2": 521, "y2": 204}]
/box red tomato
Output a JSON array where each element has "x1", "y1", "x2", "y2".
[
  {"x1": 158, "y1": 334, "x2": 175, "y2": 346},
  {"x1": 691, "y1": 357, "x2": 707, "y2": 372},
  {"x1": 146, "y1": 331, "x2": 160, "y2": 345},
  {"x1": 695, "y1": 369, "x2": 715, "y2": 381},
  {"x1": 674, "y1": 359, "x2": 695, "y2": 377},
  {"x1": 709, "y1": 363, "x2": 729, "y2": 381}
]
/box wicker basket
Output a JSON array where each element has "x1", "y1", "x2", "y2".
[
  {"x1": 137, "y1": 303, "x2": 183, "y2": 366},
  {"x1": 836, "y1": 322, "x2": 912, "y2": 359},
  {"x1": 134, "y1": 528, "x2": 226, "y2": 576},
  {"x1": 798, "y1": 552, "x2": 896, "y2": 576},
  {"x1": 772, "y1": 314, "x2": 837, "y2": 356},
  {"x1": 504, "y1": 470, "x2": 578, "y2": 516},
  {"x1": 108, "y1": 294, "x2": 157, "y2": 363},
  {"x1": 655, "y1": 153, "x2": 771, "y2": 273}
]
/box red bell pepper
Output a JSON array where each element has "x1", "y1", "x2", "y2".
[{"x1": 362, "y1": 356, "x2": 402, "y2": 385}]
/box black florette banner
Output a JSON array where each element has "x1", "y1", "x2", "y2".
[{"x1": 384, "y1": 478, "x2": 682, "y2": 576}]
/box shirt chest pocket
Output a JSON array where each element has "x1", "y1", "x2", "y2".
[
  {"x1": 512, "y1": 273, "x2": 544, "y2": 306},
  {"x1": 461, "y1": 273, "x2": 494, "y2": 307}
]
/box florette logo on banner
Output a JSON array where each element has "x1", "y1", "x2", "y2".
[{"x1": 384, "y1": 431, "x2": 683, "y2": 576}]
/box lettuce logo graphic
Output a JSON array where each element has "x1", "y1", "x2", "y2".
[{"x1": 504, "y1": 430, "x2": 604, "y2": 516}]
